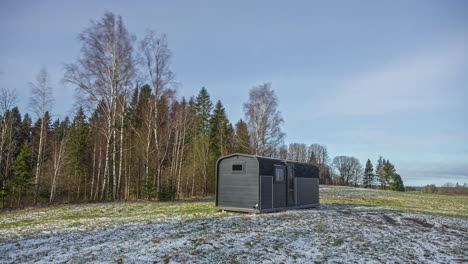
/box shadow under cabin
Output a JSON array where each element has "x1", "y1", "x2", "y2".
[{"x1": 215, "y1": 153, "x2": 320, "y2": 213}]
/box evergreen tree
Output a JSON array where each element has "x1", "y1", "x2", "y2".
[
  {"x1": 209, "y1": 100, "x2": 231, "y2": 157},
  {"x1": 65, "y1": 107, "x2": 90, "y2": 198},
  {"x1": 128, "y1": 86, "x2": 140, "y2": 128},
  {"x1": 383, "y1": 159, "x2": 405, "y2": 191},
  {"x1": 308, "y1": 152, "x2": 318, "y2": 165},
  {"x1": 66, "y1": 108, "x2": 89, "y2": 183},
  {"x1": 234, "y1": 119, "x2": 251, "y2": 154},
  {"x1": 363, "y1": 159, "x2": 374, "y2": 188},
  {"x1": 10, "y1": 107, "x2": 22, "y2": 153},
  {"x1": 18, "y1": 113, "x2": 32, "y2": 145},
  {"x1": 391, "y1": 173, "x2": 405, "y2": 191},
  {"x1": 6, "y1": 141, "x2": 32, "y2": 206},
  {"x1": 194, "y1": 87, "x2": 213, "y2": 134},
  {"x1": 192, "y1": 87, "x2": 214, "y2": 193},
  {"x1": 375, "y1": 156, "x2": 385, "y2": 189},
  {"x1": 383, "y1": 159, "x2": 394, "y2": 187}
]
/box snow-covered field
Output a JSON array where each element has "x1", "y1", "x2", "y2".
[{"x1": 1, "y1": 186, "x2": 467, "y2": 263}]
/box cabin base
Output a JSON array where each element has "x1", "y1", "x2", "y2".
[{"x1": 216, "y1": 203, "x2": 320, "y2": 214}]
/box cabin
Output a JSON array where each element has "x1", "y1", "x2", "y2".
[{"x1": 215, "y1": 153, "x2": 320, "y2": 213}]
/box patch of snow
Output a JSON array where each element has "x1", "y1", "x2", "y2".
[{"x1": 0, "y1": 186, "x2": 466, "y2": 263}]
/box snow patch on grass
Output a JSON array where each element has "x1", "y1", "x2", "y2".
[{"x1": 1, "y1": 186, "x2": 467, "y2": 263}]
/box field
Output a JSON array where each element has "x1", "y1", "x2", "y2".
[{"x1": 0, "y1": 186, "x2": 467, "y2": 263}]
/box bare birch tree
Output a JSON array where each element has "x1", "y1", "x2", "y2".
[
  {"x1": 49, "y1": 134, "x2": 66, "y2": 203},
  {"x1": 30, "y1": 67, "x2": 53, "y2": 205},
  {"x1": 0, "y1": 88, "x2": 17, "y2": 205},
  {"x1": 308, "y1": 144, "x2": 329, "y2": 165},
  {"x1": 288, "y1": 143, "x2": 308, "y2": 162},
  {"x1": 332, "y1": 156, "x2": 362, "y2": 186},
  {"x1": 64, "y1": 12, "x2": 136, "y2": 200},
  {"x1": 140, "y1": 31, "x2": 175, "y2": 193},
  {"x1": 243, "y1": 83, "x2": 285, "y2": 157}
]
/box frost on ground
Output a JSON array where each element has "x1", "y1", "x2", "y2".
[{"x1": 1, "y1": 186, "x2": 467, "y2": 263}]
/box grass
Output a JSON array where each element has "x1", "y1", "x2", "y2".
[
  {"x1": 320, "y1": 185, "x2": 468, "y2": 217},
  {"x1": 0, "y1": 197, "x2": 218, "y2": 236},
  {"x1": 1, "y1": 186, "x2": 467, "y2": 236}
]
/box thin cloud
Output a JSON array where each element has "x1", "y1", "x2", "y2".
[{"x1": 314, "y1": 37, "x2": 468, "y2": 118}]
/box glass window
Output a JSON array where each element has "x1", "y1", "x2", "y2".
[
  {"x1": 275, "y1": 166, "x2": 285, "y2": 182},
  {"x1": 232, "y1": 164, "x2": 243, "y2": 171},
  {"x1": 288, "y1": 166, "x2": 294, "y2": 189}
]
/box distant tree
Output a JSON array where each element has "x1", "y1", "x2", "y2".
[
  {"x1": 278, "y1": 144, "x2": 288, "y2": 159},
  {"x1": 332, "y1": 156, "x2": 362, "y2": 186},
  {"x1": 308, "y1": 144, "x2": 329, "y2": 165},
  {"x1": 234, "y1": 119, "x2": 251, "y2": 154},
  {"x1": 243, "y1": 83, "x2": 285, "y2": 156},
  {"x1": 308, "y1": 144, "x2": 332, "y2": 184},
  {"x1": 375, "y1": 156, "x2": 386, "y2": 189},
  {"x1": 442, "y1": 182, "x2": 454, "y2": 188},
  {"x1": 288, "y1": 143, "x2": 308, "y2": 162},
  {"x1": 30, "y1": 67, "x2": 53, "y2": 205},
  {"x1": 363, "y1": 159, "x2": 374, "y2": 188},
  {"x1": 383, "y1": 160, "x2": 404, "y2": 191},
  {"x1": 391, "y1": 173, "x2": 405, "y2": 191},
  {"x1": 421, "y1": 184, "x2": 437, "y2": 194}
]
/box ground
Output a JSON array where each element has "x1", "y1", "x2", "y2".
[{"x1": 0, "y1": 186, "x2": 467, "y2": 263}]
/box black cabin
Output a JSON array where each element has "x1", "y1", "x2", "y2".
[{"x1": 215, "y1": 153, "x2": 320, "y2": 213}]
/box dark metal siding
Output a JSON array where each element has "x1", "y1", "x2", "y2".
[
  {"x1": 296, "y1": 178, "x2": 319, "y2": 205},
  {"x1": 257, "y1": 157, "x2": 319, "y2": 179},
  {"x1": 260, "y1": 176, "x2": 273, "y2": 210},
  {"x1": 217, "y1": 156, "x2": 259, "y2": 209},
  {"x1": 273, "y1": 182, "x2": 287, "y2": 208}
]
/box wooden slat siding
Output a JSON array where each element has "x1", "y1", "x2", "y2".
[
  {"x1": 273, "y1": 182, "x2": 287, "y2": 208},
  {"x1": 218, "y1": 156, "x2": 259, "y2": 209},
  {"x1": 296, "y1": 177, "x2": 320, "y2": 205}
]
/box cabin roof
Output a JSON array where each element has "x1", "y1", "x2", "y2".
[{"x1": 218, "y1": 153, "x2": 319, "y2": 178}]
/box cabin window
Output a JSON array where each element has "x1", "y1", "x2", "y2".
[
  {"x1": 288, "y1": 165, "x2": 295, "y2": 189},
  {"x1": 275, "y1": 166, "x2": 285, "y2": 182},
  {"x1": 231, "y1": 162, "x2": 245, "y2": 173}
]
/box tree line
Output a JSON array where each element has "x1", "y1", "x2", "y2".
[
  {"x1": 0, "y1": 12, "x2": 405, "y2": 208},
  {"x1": 418, "y1": 183, "x2": 468, "y2": 195}
]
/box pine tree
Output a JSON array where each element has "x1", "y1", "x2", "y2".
[
  {"x1": 363, "y1": 159, "x2": 374, "y2": 188},
  {"x1": 209, "y1": 100, "x2": 231, "y2": 158},
  {"x1": 192, "y1": 87, "x2": 213, "y2": 193},
  {"x1": 18, "y1": 114, "x2": 32, "y2": 145},
  {"x1": 65, "y1": 107, "x2": 89, "y2": 199},
  {"x1": 194, "y1": 87, "x2": 213, "y2": 134},
  {"x1": 375, "y1": 156, "x2": 385, "y2": 189},
  {"x1": 383, "y1": 159, "x2": 405, "y2": 191},
  {"x1": 128, "y1": 86, "x2": 140, "y2": 128},
  {"x1": 6, "y1": 141, "x2": 32, "y2": 207},
  {"x1": 383, "y1": 160, "x2": 394, "y2": 187},
  {"x1": 391, "y1": 173, "x2": 405, "y2": 191},
  {"x1": 308, "y1": 152, "x2": 318, "y2": 165},
  {"x1": 10, "y1": 107, "x2": 22, "y2": 155},
  {"x1": 234, "y1": 119, "x2": 251, "y2": 154}
]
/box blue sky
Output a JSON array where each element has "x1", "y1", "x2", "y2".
[{"x1": 1, "y1": 0, "x2": 467, "y2": 186}]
